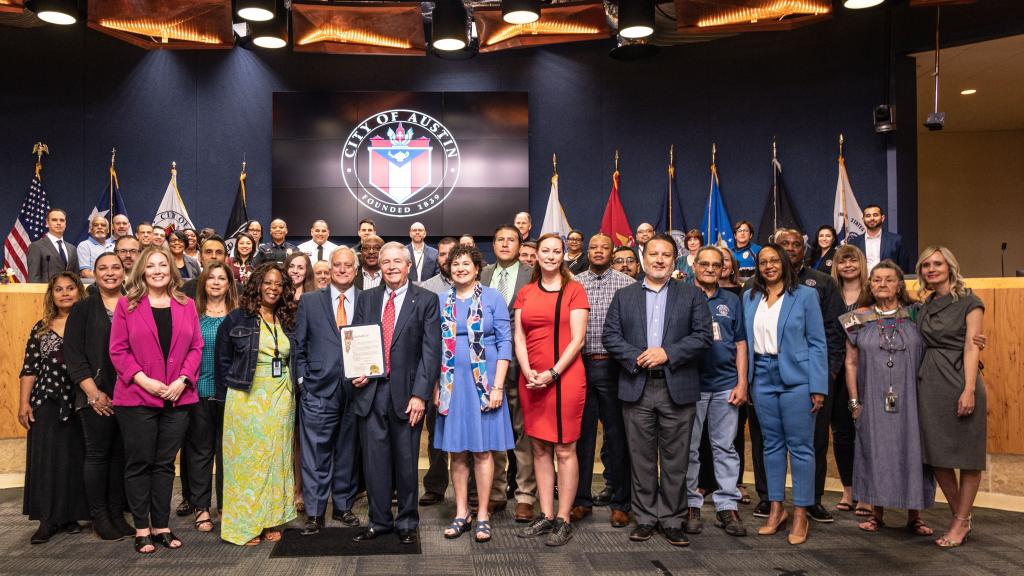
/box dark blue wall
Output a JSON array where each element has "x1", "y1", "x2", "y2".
[{"x1": 1, "y1": 9, "x2": 896, "y2": 247}]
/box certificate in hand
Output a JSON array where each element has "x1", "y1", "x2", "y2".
[{"x1": 342, "y1": 323, "x2": 387, "y2": 380}]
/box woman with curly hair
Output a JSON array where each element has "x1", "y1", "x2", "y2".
[
  {"x1": 216, "y1": 263, "x2": 299, "y2": 546},
  {"x1": 18, "y1": 272, "x2": 89, "y2": 544}
]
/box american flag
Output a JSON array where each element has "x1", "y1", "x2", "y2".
[{"x1": 3, "y1": 174, "x2": 51, "y2": 283}]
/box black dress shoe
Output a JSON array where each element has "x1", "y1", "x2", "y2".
[
  {"x1": 30, "y1": 522, "x2": 59, "y2": 544},
  {"x1": 592, "y1": 486, "x2": 613, "y2": 507},
  {"x1": 333, "y1": 510, "x2": 360, "y2": 527},
  {"x1": 175, "y1": 499, "x2": 194, "y2": 517},
  {"x1": 807, "y1": 503, "x2": 835, "y2": 523},
  {"x1": 629, "y1": 523, "x2": 657, "y2": 541},
  {"x1": 301, "y1": 516, "x2": 324, "y2": 536},
  {"x1": 398, "y1": 529, "x2": 417, "y2": 545},
  {"x1": 419, "y1": 491, "x2": 444, "y2": 506},
  {"x1": 64, "y1": 521, "x2": 83, "y2": 534},
  {"x1": 353, "y1": 527, "x2": 392, "y2": 542},
  {"x1": 110, "y1": 512, "x2": 135, "y2": 537},
  {"x1": 753, "y1": 500, "x2": 771, "y2": 518},
  {"x1": 661, "y1": 526, "x2": 690, "y2": 547}
]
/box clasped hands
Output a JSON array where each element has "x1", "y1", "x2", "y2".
[
  {"x1": 524, "y1": 369, "x2": 554, "y2": 390},
  {"x1": 136, "y1": 373, "x2": 187, "y2": 402},
  {"x1": 636, "y1": 347, "x2": 668, "y2": 370}
]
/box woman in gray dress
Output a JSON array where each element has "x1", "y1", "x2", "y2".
[
  {"x1": 843, "y1": 261, "x2": 934, "y2": 536},
  {"x1": 915, "y1": 246, "x2": 985, "y2": 548}
]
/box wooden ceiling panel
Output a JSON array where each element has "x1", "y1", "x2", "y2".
[
  {"x1": 0, "y1": 0, "x2": 25, "y2": 15},
  {"x1": 88, "y1": 0, "x2": 234, "y2": 50},
  {"x1": 674, "y1": 0, "x2": 831, "y2": 35},
  {"x1": 291, "y1": 2, "x2": 426, "y2": 56},
  {"x1": 474, "y1": 1, "x2": 610, "y2": 53}
]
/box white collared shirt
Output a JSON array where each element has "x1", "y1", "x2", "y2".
[
  {"x1": 382, "y1": 281, "x2": 409, "y2": 322},
  {"x1": 298, "y1": 239, "x2": 340, "y2": 262},
  {"x1": 864, "y1": 231, "x2": 882, "y2": 272},
  {"x1": 752, "y1": 294, "x2": 785, "y2": 355},
  {"x1": 361, "y1": 269, "x2": 382, "y2": 289}
]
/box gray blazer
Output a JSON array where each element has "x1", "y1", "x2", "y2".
[{"x1": 27, "y1": 236, "x2": 78, "y2": 283}]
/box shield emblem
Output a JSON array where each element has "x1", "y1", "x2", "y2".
[{"x1": 367, "y1": 124, "x2": 432, "y2": 204}]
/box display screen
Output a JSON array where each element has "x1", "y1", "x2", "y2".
[{"x1": 272, "y1": 91, "x2": 529, "y2": 237}]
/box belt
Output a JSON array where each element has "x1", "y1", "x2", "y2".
[
  {"x1": 584, "y1": 353, "x2": 610, "y2": 361},
  {"x1": 645, "y1": 369, "x2": 666, "y2": 379},
  {"x1": 754, "y1": 353, "x2": 778, "y2": 360}
]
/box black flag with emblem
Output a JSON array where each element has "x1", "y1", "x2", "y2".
[{"x1": 757, "y1": 154, "x2": 804, "y2": 244}]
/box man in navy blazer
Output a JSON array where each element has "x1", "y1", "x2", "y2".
[
  {"x1": 603, "y1": 234, "x2": 713, "y2": 546},
  {"x1": 850, "y1": 204, "x2": 907, "y2": 272},
  {"x1": 294, "y1": 246, "x2": 362, "y2": 535},
  {"x1": 406, "y1": 222, "x2": 439, "y2": 282},
  {"x1": 350, "y1": 242, "x2": 441, "y2": 545}
]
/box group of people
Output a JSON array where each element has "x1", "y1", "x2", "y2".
[{"x1": 17, "y1": 205, "x2": 988, "y2": 553}]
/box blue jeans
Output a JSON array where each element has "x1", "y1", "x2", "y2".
[
  {"x1": 751, "y1": 355, "x2": 816, "y2": 507},
  {"x1": 686, "y1": 390, "x2": 742, "y2": 511},
  {"x1": 574, "y1": 358, "x2": 631, "y2": 511}
]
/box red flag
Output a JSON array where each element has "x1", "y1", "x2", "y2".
[{"x1": 600, "y1": 170, "x2": 634, "y2": 247}]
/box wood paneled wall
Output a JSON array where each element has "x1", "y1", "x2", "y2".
[{"x1": 0, "y1": 284, "x2": 46, "y2": 439}]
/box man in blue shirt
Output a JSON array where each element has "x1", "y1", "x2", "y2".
[{"x1": 684, "y1": 246, "x2": 749, "y2": 537}]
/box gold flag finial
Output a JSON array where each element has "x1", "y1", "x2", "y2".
[
  {"x1": 711, "y1": 142, "x2": 717, "y2": 165},
  {"x1": 772, "y1": 137, "x2": 777, "y2": 159},
  {"x1": 670, "y1": 144, "x2": 674, "y2": 164},
  {"x1": 171, "y1": 161, "x2": 177, "y2": 173},
  {"x1": 839, "y1": 133, "x2": 845, "y2": 158},
  {"x1": 552, "y1": 153, "x2": 557, "y2": 175},
  {"x1": 614, "y1": 149, "x2": 619, "y2": 171},
  {"x1": 32, "y1": 142, "x2": 49, "y2": 179}
]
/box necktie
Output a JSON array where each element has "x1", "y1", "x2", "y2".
[
  {"x1": 382, "y1": 291, "x2": 397, "y2": 375},
  {"x1": 497, "y1": 269, "x2": 510, "y2": 305},
  {"x1": 317, "y1": 245, "x2": 324, "y2": 262},
  {"x1": 336, "y1": 293, "x2": 347, "y2": 329},
  {"x1": 56, "y1": 240, "x2": 68, "y2": 267}
]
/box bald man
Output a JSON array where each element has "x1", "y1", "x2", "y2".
[{"x1": 405, "y1": 222, "x2": 438, "y2": 282}]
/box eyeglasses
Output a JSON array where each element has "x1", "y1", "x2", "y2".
[
  {"x1": 759, "y1": 258, "x2": 783, "y2": 266},
  {"x1": 116, "y1": 249, "x2": 140, "y2": 256},
  {"x1": 362, "y1": 246, "x2": 381, "y2": 253},
  {"x1": 697, "y1": 261, "x2": 723, "y2": 270},
  {"x1": 613, "y1": 258, "x2": 637, "y2": 265}
]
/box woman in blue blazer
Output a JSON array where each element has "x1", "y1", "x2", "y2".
[{"x1": 742, "y1": 244, "x2": 828, "y2": 546}]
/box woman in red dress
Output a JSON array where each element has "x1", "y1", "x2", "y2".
[{"x1": 513, "y1": 233, "x2": 589, "y2": 546}]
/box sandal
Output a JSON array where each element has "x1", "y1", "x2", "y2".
[
  {"x1": 134, "y1": 535, "x2": 155, "y2": 554},
  {"x1": 263, "y1": 529, "x2": 282, "y2": 542},
  {"x1": 858, "y1": 516, "x2": 885, "y2": 532},
  {"x1": 835, "y1": 501, "x2": 854, "y2": 512},
  {"x1": 194, "y1": 510, "x2": 214, "y2": 533},
  {"x1": 906, "y1": 517, "x2": 933, "y2": 536},
  {"x1": 244, "y1": 536, "x2": 261, "y2": 546},
  {"x1": 474, "y1": 520, "x2": 492, "y2": 543},
  {"x1": 854, "y1": 505, "x2": 873, "y2": 517},
  {"x1": 444, "y1": 516, "x2": 472, "y2": 539},
  {"x1": 152, "y1": 531, "x2": 182, "y2": 549},
  {"x1": 936, "y1": 514, "x2": 970, "y2": 548}
]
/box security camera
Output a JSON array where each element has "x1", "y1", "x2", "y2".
[{"x1": 924, "y1": 111, "x2": 945, "y2": 131}]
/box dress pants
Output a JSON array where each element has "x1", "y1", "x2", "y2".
[
  {"x1": 299, "y1": 384, "x2": 359, "y2": 516},
  {"x1": 359, "y1": 380, "x2": 423, "y2": 531},
  {"x1": 574, "y1": 358, "x2": 630, "y2": 511},
  {"x1": 493, "y1": 369, "x2": 536, "y2": 505},
  {"x1": 686, "y1": 391, "x2": 742, "y2": 511},
  {"x1": 751, "y1": 356, "x2": 816, "y2": 507},
  {"x1": 117, "y1": 405, "x2": 190, "y2": 528},
  {"x1": 622, "y1": 376, "x2": 695, "y2": 530},
  {"x1": 184, "y1": 397, "x2": 224, "y2": 511},
  {"x1": 747, "y1": 403, "x2": 769, "y2": 502},
  {"x1": 829, "y1": 371, "x2": 855, "y2": 487},
  {"x1": 813, "y1": 373, "x2": 838, "y2": 501},
  {"x1": 422, "y1": 400, "x2": 450, "y2": 497},
  {"x1": 79, "y1": 408, "x2": 127, "y2": 519}
]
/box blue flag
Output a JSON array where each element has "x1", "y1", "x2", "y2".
[
  {"x1": 654, "y1": 159, "x2": 686, "y2": 234},
  {"x1": 76, "y1": 165, "x2": 130, "y2": 244},
  {"x1": 700, "y1": 165, "x2": 735, "y2": 250}
]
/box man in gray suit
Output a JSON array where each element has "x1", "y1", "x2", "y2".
[
  {"x1": 294, "y1": 246, "x2": 362, "y2": 535},
  {"x1": 480, "y1": 224, "x2": 535, "y2": 520},
  {"x1": 603, "y1": 233, "x2": 713, "y2": 547},
  {"x1": 27, "y1": 208, "x2": 78, "y2": 283}
]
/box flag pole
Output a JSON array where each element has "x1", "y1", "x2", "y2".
[
  {"x1": 32, "y1": 142, "x2": 49, "y2": 180},
  {"x1": 839, "y1": 134, "x2": 849, "y2": 242},
  {"x1": 668, "y1": 144, "x2": 674, "y2": 231},
  {"x1": 109, "y1": 147, "x2": 117, "y2": 230},
  {"x1": 772, "y1": 137, "x2": 778, "y2": 235},
  {"x1": 707, "y1": 143, "x2": 716, "y2": 243},
  {"x1": 552, "y1": 152, "x2": 557, "y2": 177},
  {"x1": 240, "y1": 155, "x2": 247, "y2": 208}
]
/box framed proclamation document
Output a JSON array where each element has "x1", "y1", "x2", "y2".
[{"x1": 341, "y1": 323, "x2": 387, "y2": 379}]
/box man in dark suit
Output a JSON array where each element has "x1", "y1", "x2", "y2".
[
  {"x1": 27, "y1": 208, "x2": 78, "y2": 283},
  {"x1": 850, "y1": 204, "x2": 906, "y2": 272},
  {"x1": 294, "y1": 246, "x2": 362, "y2": 535},
  {"x1": 406, "y1": 221, "x2": 438, "y2": 283},
  {"x1": 350, "y1": 242, "x2": 440, "y2": 545},
  {"x1": 180, "y1": 236, "x2": 227, "y2": 299},
  {"x1": 603, "y1": 233, "x2": 713, "y2": 547},
  {"x1": 480, "y1": 224, "x2": 534, "y2": 520}
]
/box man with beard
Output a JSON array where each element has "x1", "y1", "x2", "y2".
[
  {"x1": 612, "y1": 246, "x2": 641, "y2": 280},
  {"x1": 355, "y1": 235, "x2": 385, "y2": 289},
  {"x1": 850, "y1": 204, "x2": 906, "y2": 272}
]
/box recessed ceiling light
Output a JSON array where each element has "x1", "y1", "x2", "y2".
[
  {"x1": 844, "y1": 0, "x2": 885, "y2": 8},
  {"x1": 960, "y1": 89, "x2": 977, "y2": 95}
]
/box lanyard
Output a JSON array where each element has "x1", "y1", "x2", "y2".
[{"x1": 260, "y1": 313, "x2": 280, "y2": 358}]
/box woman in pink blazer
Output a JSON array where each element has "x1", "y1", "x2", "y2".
[{"x1": 110, "y1": 246, "x2": 203, "y2": 554}]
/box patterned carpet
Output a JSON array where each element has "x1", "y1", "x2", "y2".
[{"x1": 2, "y1": 480, "x2": 1024, "y2": 576}]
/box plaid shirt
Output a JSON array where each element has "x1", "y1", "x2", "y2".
[{"x1": 576, "y1": 267, "x2": 636, "y2": 355}]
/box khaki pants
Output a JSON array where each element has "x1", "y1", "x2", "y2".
[{"x1": 491, "y1": 371, "x2": 536, "y2": 504}]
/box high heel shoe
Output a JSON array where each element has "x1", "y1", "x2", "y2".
[
  {"x1": 757, "y1": 511, "x2": 789, "y2": 535},
  {"x1": 936, "y1": 514, "x2": 971, "y2": 548},
  {"x1": 788, "y1": 515, "x2": 809, "y2": 545}
]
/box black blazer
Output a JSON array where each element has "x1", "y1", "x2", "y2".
[
  {"x1": 602, "y1": 279, "x2": 713, "y2": 406},
  {"x1": 851, "y1": 230, "x2": 907, "y2": 272},
  {"x1": 63, "y1": 294, "x2": 116, "y2": 408},
  {"x1": 350, "y1": 282, "x2": 441, "y2": 420}
]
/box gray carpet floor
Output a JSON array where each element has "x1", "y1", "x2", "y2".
[{"x1": 2, "y1": 481, "x2": 1024, "y2": 576}]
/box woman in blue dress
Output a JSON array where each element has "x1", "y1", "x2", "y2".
[{"x1": 434, "y1": 245, "x2": 515, "y2": 543}]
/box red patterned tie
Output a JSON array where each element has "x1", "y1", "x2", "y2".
[{"x1": 382, "y1": 290, "x2": 397, "y2": 376}]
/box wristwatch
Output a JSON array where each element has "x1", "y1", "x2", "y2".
[
  {"x1": 847, "y1": 398, "x2": 862, "y2": 412},
  {"x1": 181, "y1": 377, "x2": 194, "y2": 389},
  {"x1": 548, "y1": 368, "x2": 560, "y2": 382}
]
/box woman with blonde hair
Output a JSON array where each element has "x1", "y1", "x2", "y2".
[
  {"x1": 915, "y1": 246, "x2": 986, "y2": 548},
  {"x1": 110, "y1": 246, "x2": 203, "y2": 553}
]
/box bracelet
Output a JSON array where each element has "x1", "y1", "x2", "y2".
[
  {"x1": 549, "y1": 367, "x2": 560, "y2": 381},
  {"x1": 847, "y1": 398, "x2": 862, "y2": 412}
]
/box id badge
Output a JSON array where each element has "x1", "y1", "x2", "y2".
[
  {"x1": 712, "y1": 321, "x2": 722, "y2": 342},
  {"x1": 884, "y1": 391, "x2": 898, "y2": 413},
  {"x1": 272, "y1": 357, "x2": 284, "y2": 378}
]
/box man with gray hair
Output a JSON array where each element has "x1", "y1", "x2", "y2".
[
  {"x1": 111, "y1": 214, "x2": 132, "y2": 239},
  {"x1": 514, "y1": 211, "x2": 533, "y2": 243},
  {"x1": 77, "y1": 215, "x2": 114, "y2": 279}
]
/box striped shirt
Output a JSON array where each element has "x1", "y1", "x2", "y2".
[{"x1": 576, "y1": 267, "x2": 636, "y2": 355}]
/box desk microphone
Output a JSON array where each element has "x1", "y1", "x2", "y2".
[{"x1": 1001, "y1": 242, "x2": 1008, "y2": 277}]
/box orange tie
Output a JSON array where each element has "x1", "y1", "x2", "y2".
[{"x1": 336, "y1": 294, "x2": 347, "y2": 328}]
